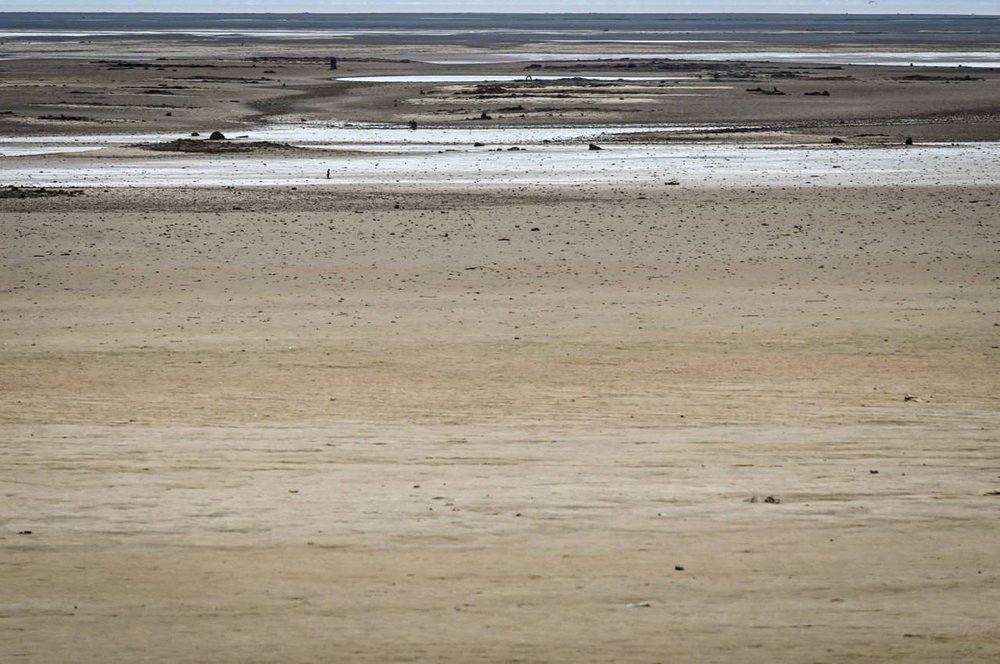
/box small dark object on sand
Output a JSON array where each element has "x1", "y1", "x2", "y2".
[
  {"x1": 190, "y1": 131, "x2": 200, "y2": 137},
  {"x1": 830, "y1": 137, "x2": 846, "y2": 144},
  {"x1": 589, "y1": 143, "x2": 603, "y2": 151},
  {"x1": 763, "y1": 496, "x2": 781, "y2": 504},
  {"x1": 905, "y1": 136, "x2": 914, "y2": 145},
  {"x1": 674, "y1": 565, "x2": 685, "y2": 571},
  {"x1": 208, "y1": 130, "x2": 226, "y2": 140}
]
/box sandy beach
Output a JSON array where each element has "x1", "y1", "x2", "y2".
[{"x1": 1, "y1": 13, "x2": 999, "y2": 663}]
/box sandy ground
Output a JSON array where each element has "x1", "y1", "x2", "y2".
[
  {"x1": 1, "y1": 23, "x2": 1000, "y2": 662},
  {"x1": 2, "y1": 183, "x2": 998, "y2": 662}
]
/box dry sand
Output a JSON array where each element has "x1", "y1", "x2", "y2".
[
  {"x1": 2, "y1": 24, "x2": 1000, "y2": 663},
  {"x1": 2, "y1": 184, "x2": 998, "y2": 662}
]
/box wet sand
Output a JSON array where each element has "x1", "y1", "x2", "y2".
[
  {"x1": 1, "y1": 40, "x2": 999, "y2": 141},
  {"x1": 2, "y1": 17, "x2": 1000, "y2": 664}
]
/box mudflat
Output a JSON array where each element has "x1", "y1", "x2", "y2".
[{"x1": 1, "y1": 14, "x2": 999, "y2": 664}]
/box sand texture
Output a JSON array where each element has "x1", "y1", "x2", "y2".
[
  {"x1": 2, "y1": 185, "x2": 999, "y2": 662},
  {"x1": 2, "y1": 15, "x2": 1000, "y2": 663}
]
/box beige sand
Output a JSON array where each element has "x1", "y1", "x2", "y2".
[
  {"x1": 2, "y1": 24, "x2": 1000, "y2": 660},
  {"x1": 2, "y1": 184, "x2": 998, "y2": 662}
]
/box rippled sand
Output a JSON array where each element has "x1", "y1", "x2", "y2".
[{"x1": 2, "y1": 182, "x2": 998, "y2": 662}]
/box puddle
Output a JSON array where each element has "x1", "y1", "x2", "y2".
[
  {"x1": 3, "y1": 144, "x2": 996, "y2": 189},
  {"x1": 419, "y1": 51, "x2": 1000, "y2": 68},
  {"x1": 336, "y1": 75, "x2": 695, "y2": 83},
  {"x1": 0, "y1": 124, "x2": 726, "y2": 155},
  {"x1": 0, "y1": 146, "x2": 102, "y2": 157},
  {"x1": 243, "y1": 123, "x2": 718, "y2": 146}
]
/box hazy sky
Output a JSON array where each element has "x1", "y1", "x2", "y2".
[{"x1": 3, "y1": 1, "x2": 997, "y2": 13}]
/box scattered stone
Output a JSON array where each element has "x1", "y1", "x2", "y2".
[
  {"x1": 627, "y1": 601, "x2": 653, "y2": 608},
  {"x1": 190, "y1": 131, "x2": 200, "y2": 137},
  {"x1": 17, "y1": 530, "x2": 32, "y2": 535},
  {"x1": 903, "y1": 394, "x2": 923, "y2": 402},
  {"x1": 589, "y1": 143, "x2": 603, "y2": 151},
  {"x1": 983, "y1": 491, "x2": 1000, "y2": 496},
  {"x1": 763, "y1": 496, "x2": 781, "y2": 504},
  {"x1": 830, "y1": 137, "x2": 846, "y2": 144},
  {"x1": 208, "y1": 130, "x2": 226, "y2": 140},
  {"x1": 869, "y1": 470, "x2": 879, "y2": 474},
  {"x1": 674, "y1": 565, "x2": 685, "y2": 571},
  {"x1": 480, "y1": 111, "x2": 493, "y2": 120},
  {"x1": 905, "y1": 136, "x2": 914, "y2": 145},
  {"x1": 473, "y1": 142, "x2": 486, "y2": 147},
  {"x1": 665, "y1": 180, "x2": 680, "y2": 186}
]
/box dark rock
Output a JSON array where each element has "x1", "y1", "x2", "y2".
[
  {"x1": 589, "y1": 143, "x2": 603, "y2": 151},
  {"x1": 830, "y1": 137, "x2": 845, "y2": 144},
  {"x1": 208, "y1": 130, "x2": 226, "y2": 140}
]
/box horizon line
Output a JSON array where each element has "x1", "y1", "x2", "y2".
[
  {"x1": 0, "y1": 11, "x2": 996, "y2": 16},
  {"x1": 0, "y1": 10, "x2": 1000, "y2": 18}
]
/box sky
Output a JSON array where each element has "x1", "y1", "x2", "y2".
[{"x1": 2, "y1": 1, "x2": 997, "y2": 13}]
